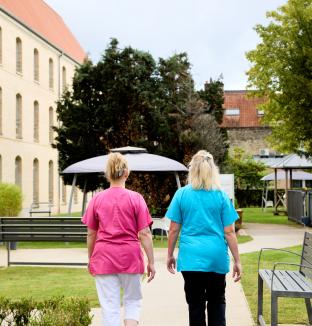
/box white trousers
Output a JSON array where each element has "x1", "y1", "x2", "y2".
[{"x1": 95, "y1": 274, "x2": 142, "y2": 326}]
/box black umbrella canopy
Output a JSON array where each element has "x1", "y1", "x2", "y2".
[{"x1": 62, "y1": 146, "x2": 188, "y2": 174}]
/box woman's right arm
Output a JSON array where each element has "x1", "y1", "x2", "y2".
[
  {"x1": 167, "y1": 221, "x2": 181, "y2": 274},
  {"x1": 224, "y1": 223, "x2": 242, "y2": 282},
  {"x1": 87, "y1": 228, "x2": 97, "y2": 260},
  {"x1": 139, "y1": 227, "x2": 155, "y2": 282}
]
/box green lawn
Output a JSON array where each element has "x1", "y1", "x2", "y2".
[
  {"x1": 241, "y1": 245, "x2": 309, "y2": 324},
  {"x1": 0, "y1": 266, "x2": 99, "y2": 307},
  {"x1": 242, "y1": 207, "x2": 298, "y2": 225}
]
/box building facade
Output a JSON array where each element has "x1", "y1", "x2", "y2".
[
  {"x1": 222, "y1": 90, "x2": 272, "y2": 156},
  {"x1": 0, "y1": 0, "x2": 86, "y2": 215}
]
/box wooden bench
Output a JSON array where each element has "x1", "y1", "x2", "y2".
[
  {"x1": 29, "y1": 202, "x2": 52, "y2": 217},
  {"x1": 0, "y1": 217, "x2": 87, "y2": 267},
  {"x1": 258, "y1": 231, "x2": 312, "y2": 326}
]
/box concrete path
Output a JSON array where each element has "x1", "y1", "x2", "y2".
[{"x1": 0, "y1": 222, "x2": 309, "y2": 325}]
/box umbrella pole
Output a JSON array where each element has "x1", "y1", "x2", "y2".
[
  {"x1": 68, "y1": 174, "x2": 77, "y2": 214},
  {"x1": 174, "y1": 172, "x2": 181, "y2": 188}
]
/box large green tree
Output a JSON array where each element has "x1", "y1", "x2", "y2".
[
  {"x1": 54, "y1": 39, "x2": 228, "y2": 206},
  {"x1": 246, "y1": 0, "x2": 312, "y2": 156}
]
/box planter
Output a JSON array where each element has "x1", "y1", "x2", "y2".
[{"x1": 235, "y1": 209, "x2": 243, "y2": 231}]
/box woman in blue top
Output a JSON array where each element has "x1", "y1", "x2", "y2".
[{"x1": 166, "y1": 150, "x2": 241, "y2": 326}]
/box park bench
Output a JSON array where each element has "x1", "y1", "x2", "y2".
[
  {"x1": 0, "y1": 217, "x2": 87, "y2": 267},
  {"x1": 29, "y1": 202, "x2": 52, "y2": 217},
  {"x1": 257, "y1": 231, "x2": 312, "y2": 326}
]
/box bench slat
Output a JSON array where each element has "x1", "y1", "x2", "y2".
[
  {"x1": 290, "y1": 271, "x2": 312, "y2": 292},
  {"x1": 1, "y1": 231, "x2": 86, "y2": 235},
  {"x1": 275, "y1": 270, "x2": 303, "y2": 292},
  {"x1": 259, "y1": 269, "x2": 286, "y2": 292}
]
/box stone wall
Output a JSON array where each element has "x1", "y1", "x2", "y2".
[{"x1": 227, "y1": 127, "x2": 272, "y2": 155}]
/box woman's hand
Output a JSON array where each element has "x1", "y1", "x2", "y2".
[
  {"x1": 167, "y1": 255, "x2": 176, "y2": 274},
  {"x1": 147, "y1": 262, "x2": 156, "y2": 282},
  {"x1": 233, "y1": 261, "x2": 242, "y2": 282}
]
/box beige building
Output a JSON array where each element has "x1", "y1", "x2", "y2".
[{"x1": 0, "y1": 0, "x2": 86, "y2": 215}]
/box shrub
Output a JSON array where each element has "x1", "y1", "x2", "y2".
[
  {"x1": 0, "y1": 296, "x2": 92, "y2": 326},
  {"x1": 0, "y1": 183, "x2": 23, "y2": 216}
]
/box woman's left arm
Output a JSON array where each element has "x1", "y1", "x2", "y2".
[{"x1": 224, "y1": 224, "x2": 242, "y2": 282}]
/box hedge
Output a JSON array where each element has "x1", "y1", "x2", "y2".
[
  {"x1": 0, "y1": 296, "x2": 92, "y2": 326},
  {"x1": 235, "y1": 189, "x2": 274, "y2": 208},
  {"x1": 0, "y1": 183, "x2": 23, "y2": 216}
]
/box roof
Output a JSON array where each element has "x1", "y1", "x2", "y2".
[
  {"x1": 222, "y1": 90, "x2": 266, "y2": 128},
  {"x1": 0, "y1": 0, "x2": 86, "y2": 63},
  {"x1": 62, "y1": 147, "x2": 188, "y2": 174},
  {"x1": 261, "y1": 170, "x2": 312, "y2": 181},
  {"x1": 270, "y1": 154, "x2": 312, "y2": 169},
  {"x1": 253, "y1": 155, "x2": 287, "y2": 167}
]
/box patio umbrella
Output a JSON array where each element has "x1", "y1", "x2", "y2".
[{"x1": 61, "y1": 146, "x2": 188, "y2": 214}]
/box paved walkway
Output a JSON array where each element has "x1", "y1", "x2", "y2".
[{"x1": 0, "y1": 222, "x2": 309, "y2": 325}]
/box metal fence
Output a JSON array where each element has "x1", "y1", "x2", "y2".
[{"x1": 287, "y1": 190, "x2": 309, "y2": 225}]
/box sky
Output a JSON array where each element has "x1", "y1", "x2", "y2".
[{"x1": 45, "y1": 0, "x2": 286, "y2": 90}]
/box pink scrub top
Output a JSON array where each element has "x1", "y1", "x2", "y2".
[{"x1": 82, "y1": 187, "x2": 153, "y2": 275}]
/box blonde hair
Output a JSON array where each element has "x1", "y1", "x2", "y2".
[
  {"x1": 188, "y1": 150, "x2": 221, "y2": 190},
  {"x1": 105, "y1": 152, "x2": 129, "y2": 182}
]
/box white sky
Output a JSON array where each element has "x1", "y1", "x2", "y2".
[{"x1": 45, "y1": 0, "x2": 286, "y2": 90}]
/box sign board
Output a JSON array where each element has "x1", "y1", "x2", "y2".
[{"x1": 220, "y1": 174, "x2": 235, "y2": 204}]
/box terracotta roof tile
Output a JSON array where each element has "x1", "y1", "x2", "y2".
[
  {"x1": 0, "y1": 0, "x2": 86, "y2": 63},
  {"x1": 221, "y1": 90, "x2": 265, "y2": 128}
]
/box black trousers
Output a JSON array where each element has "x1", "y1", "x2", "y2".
[{"x1": 182, "y1": 271, "x2": 226, "y2": 326}]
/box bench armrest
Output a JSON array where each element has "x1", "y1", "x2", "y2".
[
  {"x1": 271, "y1": 262, "x2": 312, "y2": 290},
  {"x1": 258, "y1": 248, "x2": 301, "y2": 272}
]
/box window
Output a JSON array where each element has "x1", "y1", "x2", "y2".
[
  {"x1": 15, "y1": 156, "x2": 22, "y2": 188},
  {"x1": 33, "y1": 101, "x2": 39, "y2": 142},
  {"x1": 49, "y1": 107, "x2": 54, "y2": 143},
  {"x1": 0, "y1": 87, "x2": 2, "y2": 135},
  {"x1": 49, "y1": 58, "x2": 54, "y2": 89},
  {"x1": 306, "y1": 180, "x2": 312, "y2": 188},
  {"x1": 16, "y1": 37, "x2": 22, "y2": 74},
  {"x1": 16, "y1": 94, "x2": 22, "y2": 138},
  {"x1": 291, "y1": 180, "x2": 302, "y2": 188},
  {"x1": 49, "y1": 160, "x2": 54, "y2": 203},
  {"x1": 62, "y1": 178, "x2": 67, "y2": 204},
  {"x1": 225, "y1": 108, "x2": 240, "y2": 116},
  {"x1": 33, "y1": 158, "x2": 39, "y2": 204},
  {"x1": 62, "y1": 66, "x2": 66, "y2": 91},
  {"x1": 0, "y1": 27, "x2": 2, "y2": 65},
  {"x1": 34, "y1": 49, "x2": 39, "y2": 82}
]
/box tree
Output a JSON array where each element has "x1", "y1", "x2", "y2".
[
  {"x1": 198, "y1": 77, "x2": 225, "y2": 124},
  {"x1": 246, "y1": 0, "x2": 312, "y2": 156},
  {"x1": 224, "y1": 148, "x2": 266, "y2": 190},
  {"x1": 54, "y1": 39, "x2": 228, "y2": 205}
]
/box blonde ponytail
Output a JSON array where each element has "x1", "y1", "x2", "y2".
[
  {"x1": 188, "y1": 150, "x2": 221, "y2": 190},
  {"x1": 105, "y1": 153, "x2": 129, "y2": 182}
]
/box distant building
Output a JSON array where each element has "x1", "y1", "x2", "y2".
[
  {"x1": 222, "y1": 90, "x2": 273, "y2": 156},
  {"x1": 0, "y1": 0, "x2": 86, "y2": 214}
]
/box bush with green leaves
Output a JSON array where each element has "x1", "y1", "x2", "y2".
[
  {"x1": 0, "y1": 183, "x2": 23, "y2": 216},
  {"x1": 0, "y1": 296, "x2": 92, "y2": 326}
]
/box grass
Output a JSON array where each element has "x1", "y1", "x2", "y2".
[
  {"x1": 241, "y1": 245, "x2": 309, "y2": 325},
  {"x1": 0, "y1": 266, "x2": 99, "y2": 307},
  {"x1": 242, "y1": 207, "x2": 299, "y2": 225}
]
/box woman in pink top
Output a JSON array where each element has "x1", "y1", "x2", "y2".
[{"x1": 82, "y1": 152, "x2": 155, "y2": 326}]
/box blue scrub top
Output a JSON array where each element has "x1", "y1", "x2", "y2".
[{"x1": 166, "y1": 185, "x2": 238, "y2": 274}]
